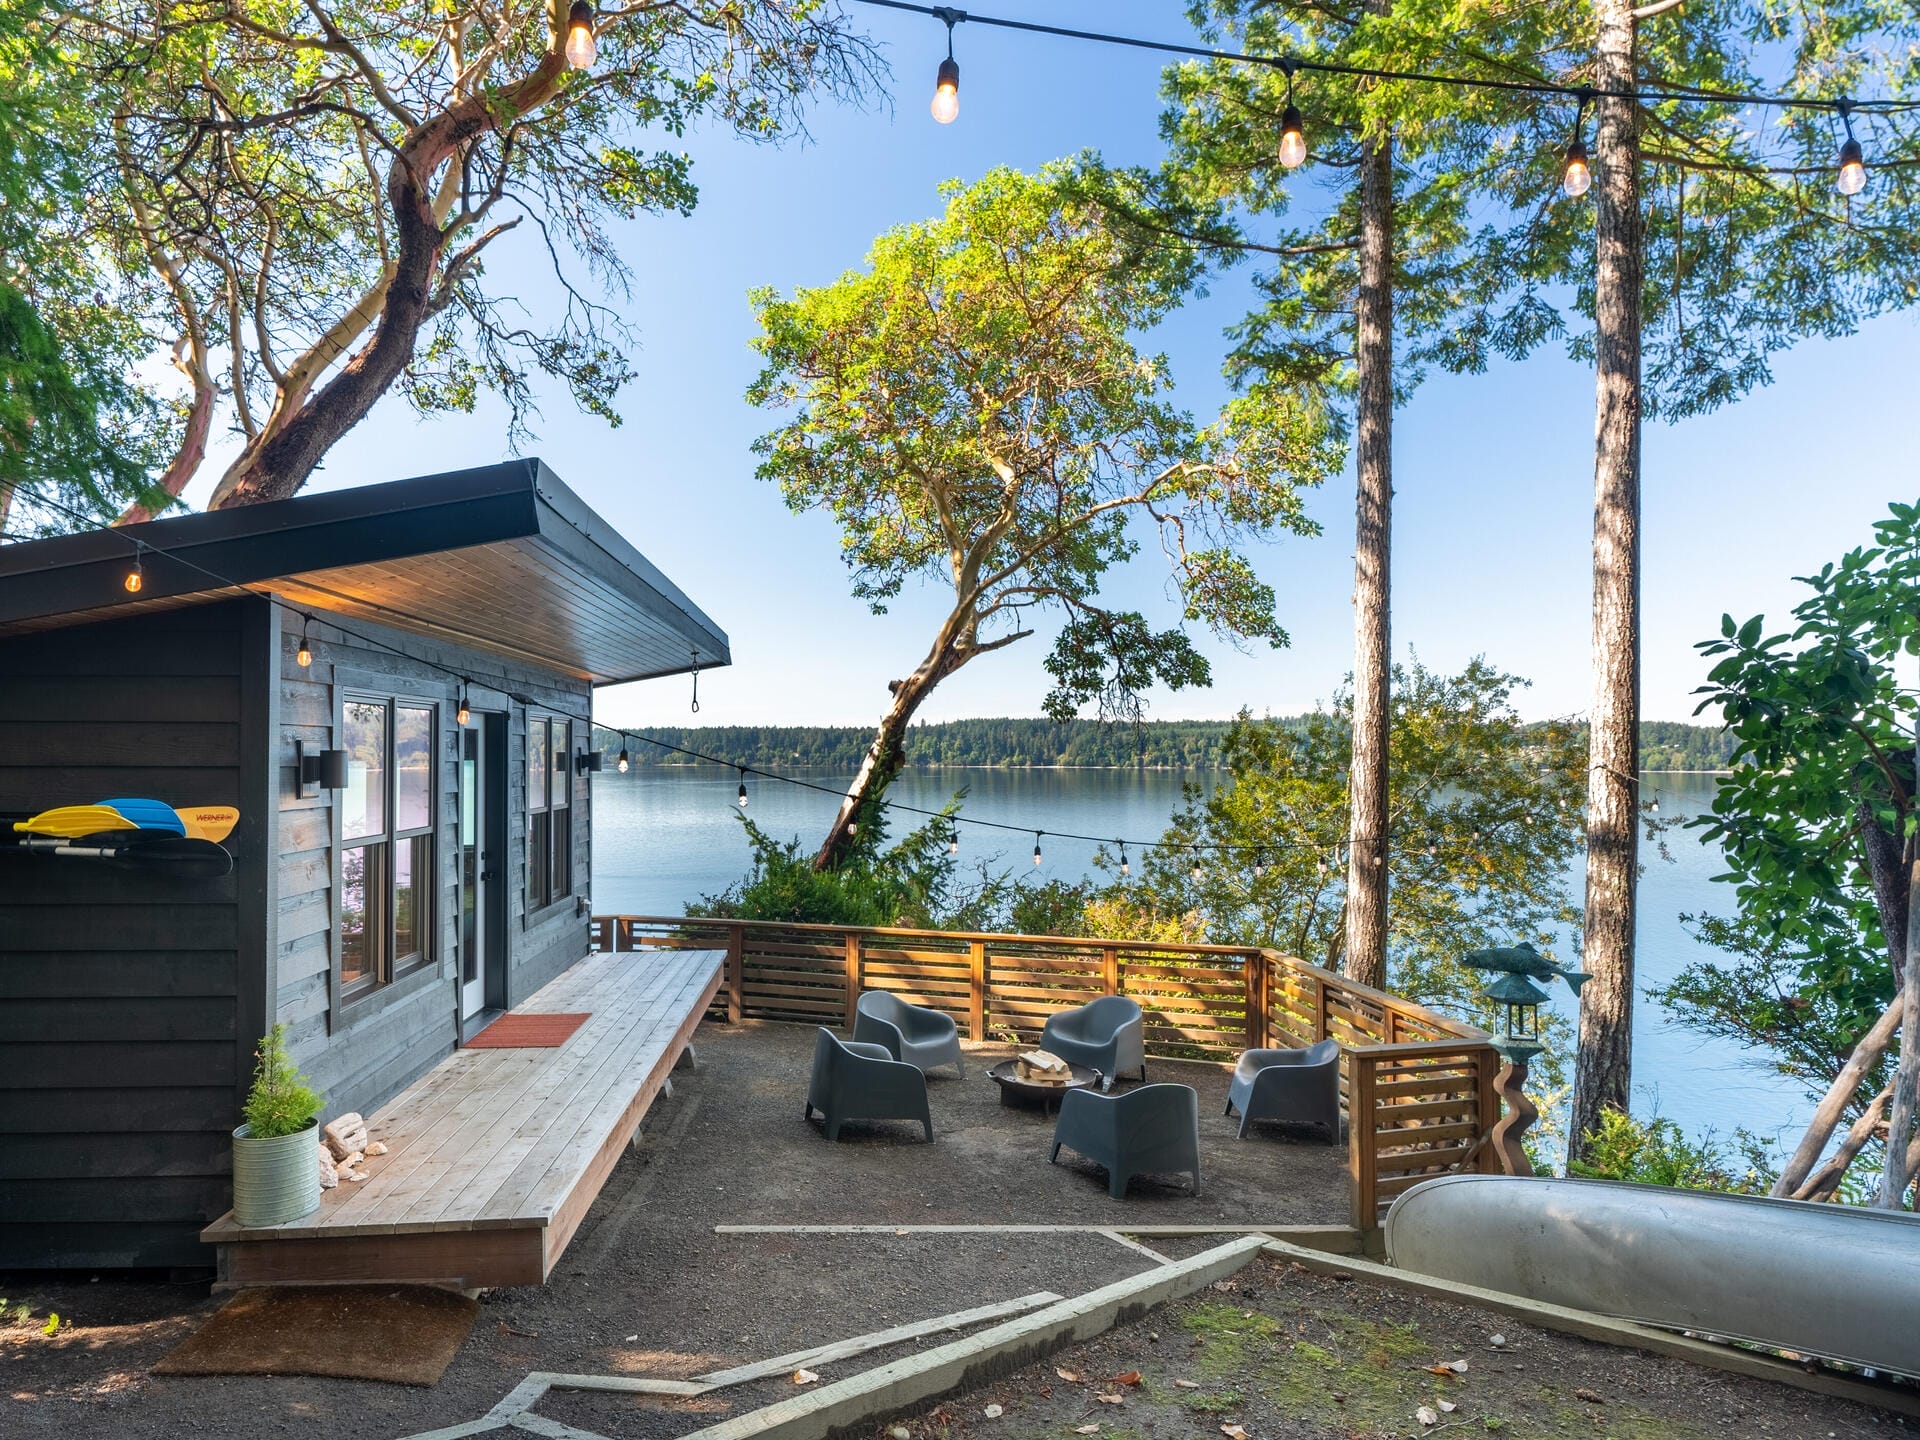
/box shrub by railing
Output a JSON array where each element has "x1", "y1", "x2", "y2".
[{"x1": 590, "y1": 915, "x2": 1503, "y2": 1228}]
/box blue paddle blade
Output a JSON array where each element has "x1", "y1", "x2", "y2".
[{"x1": 96, "y1": 798, "x2": 188, "y2": 835}]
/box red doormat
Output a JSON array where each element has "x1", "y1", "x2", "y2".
[{"x1": 466, "y1": 1011, "x2": 591, "y2": 1048}]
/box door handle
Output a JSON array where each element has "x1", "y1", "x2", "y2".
[{"x1": 480, "y1": 868, "x2": 500, "y2": 881}]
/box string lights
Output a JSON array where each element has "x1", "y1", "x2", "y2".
[
  {"x1": 1837, "y1": 102, "x2": 1868, "y2": 195},
  {"x1": 12, "y1": 486, "x2": 1584, "y2": 883},
  {"x1": 737, "y1": 767, "x2": 750, "y2": 807},
  {"x1": 564, "y1": 1, "x2": 596, "y2": 70},
  {"x1": 1562, "y1": 91, "x2": 1593, "y2": 198},
  {"x1": 856, "y1": 0, "x2": 1902, "y2": 196},
  {"x1": 296, "y1": 615, "x2": 313, "y2": 668},
  {"x1": 1277, "y1": 60, "x2": 1306, "y2": 169},
  {"x1": 123, "y1": 548, "x2": 143, "y2": 593},
  {"x1": 929, "y1": 6, "x2": 961, "y2": 123}
]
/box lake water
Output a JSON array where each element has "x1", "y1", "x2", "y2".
[{"x1": 593, "y1": 768, "x2": 1803, "y2": 1145}]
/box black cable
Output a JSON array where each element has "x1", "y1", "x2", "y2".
[
  {"x1": 8, "y1": 489, "x2": 1567, "y2": 868},
  {"x1": 850, "y1": 0, "x2": 1920, "y2": 114}
]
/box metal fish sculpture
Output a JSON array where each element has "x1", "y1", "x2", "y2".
[{"x1": 1462, "y1": 941, "x2": 1589, "y2": 996}]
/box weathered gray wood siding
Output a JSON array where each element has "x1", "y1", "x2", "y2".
[
  {"x1": 274, "y1": 609, "x2": 591, "y2": 1122},
  {"x1": 0, "y1": 599, "x2": 272, "y2": 1269}
]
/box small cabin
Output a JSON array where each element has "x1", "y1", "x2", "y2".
[{"x1": 0, "y1": 462, "x2": 729, "y2": 1272}]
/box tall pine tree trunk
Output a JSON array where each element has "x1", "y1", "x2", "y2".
[
  {"x1": 1569, "y1": 0, "x2": 1643, "y2": 1164},
  {"x1": 1341, "y1": 53, "x2": 1394, "y2": 992}
]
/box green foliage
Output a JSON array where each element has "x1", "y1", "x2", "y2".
[
  {"x1": 1093, "y1": 659, "x2": 1586, "y2": 1027},
  {"x1": 41, "y1": 1, "x2": 877, "y2": 509},
  {"x1": 1680, "y1": 500, "x2": 1920, "y2": 1118},
  {"x1": 1155, "y1": 1, "x2": 1920, "y2": 433},
  {"x1": 242, "y1": 1023, "x2": 322, "y2": 1140},
  {"x1": 687, "y1": 802, "x2": 1017, "y2": 933},
  {"x1": 748, "y1": 161, "x2": 1336, "y2": 727},
  {"x1": 0, "y1": 2, "x2": 168, "y2": 527},
  {"x1": 1567, "y1": 1111, "x2": 1777, "y2": 1196}
]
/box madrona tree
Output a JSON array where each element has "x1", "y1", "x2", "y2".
[
  {"x1": 49, "y1": 0, "x2": 878, "y2": 519},
  {"x1": 747, "y1": 164, "x2": 1338, "y2": 869}
]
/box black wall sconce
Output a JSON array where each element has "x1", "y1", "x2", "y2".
[
  {"x1": 294, "y1": 739, "x2": 351, "y2": 799},
  {"x1": 576, "y1": 750, "x2": 605, "y2": 775}
]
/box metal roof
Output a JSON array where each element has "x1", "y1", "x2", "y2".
[{"x1": 0, "y1": 461, "x2": 730, "y2": 686}]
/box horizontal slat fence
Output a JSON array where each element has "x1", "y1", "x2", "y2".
[{"x1": 591, "y1": 915, "x2": 1502, "y2": 1229}]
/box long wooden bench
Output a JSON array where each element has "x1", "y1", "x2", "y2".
[{"x1": 203, "y1": 948, "x2": 723, "y2": 1288}]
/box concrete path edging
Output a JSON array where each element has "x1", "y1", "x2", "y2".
[
  {"x1": 1262, "y1": 1238, "x2": 1920, "y2": 1419},
  {"x1": 673, "y1": 1233, "x2": 1270, "y2": 1440}
]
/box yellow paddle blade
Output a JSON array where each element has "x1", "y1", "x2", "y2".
[
  {"x1": 13, "y1": 805, "x2": 140, "y2": 838},
  {"x1": 174, "y1": 806, "x2": 240, "y2": 843}
]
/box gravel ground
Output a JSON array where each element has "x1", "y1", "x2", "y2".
[
  {"x1": 891, "y1": 1254, "x2": 1917, "y2": 1440},
  {"x1": 0, "y1": 1020, "x2": 1344, "y2": 1439}
]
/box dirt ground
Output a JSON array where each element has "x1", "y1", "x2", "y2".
[
  {"x1": 0, "y1": 1020, "x2": 1343, "y2": 1439},
  {"x1": 893, "y1": 1255, "x2": 1915, "y2": 1440},
  {"x1": 3, "y1": 1022, "x2": 1908, "y2": 1439}
]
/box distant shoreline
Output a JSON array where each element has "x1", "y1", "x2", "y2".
[{"x1": 621, "y1": 762, "x2": 1733, "y2": 776}]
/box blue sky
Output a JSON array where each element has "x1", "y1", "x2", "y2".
[{"x1": 182, "y1": 2, "x2": 1920, "y2": 733}]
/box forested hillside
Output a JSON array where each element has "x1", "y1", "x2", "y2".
[{"x1": 593, "y1": 717, "x2": 1734, "y2": 772}]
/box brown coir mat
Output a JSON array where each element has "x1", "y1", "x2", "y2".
[
  {"x1": 465, "y1": 1010, "x2": 590, "y2": 1048},
  {"x1": 153, "y1": 1285, "x2": 478, "y2": 1385}
]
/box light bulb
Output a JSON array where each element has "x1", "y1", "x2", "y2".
[
  {"x1": 297, "y1": 638, "x2": 312, "y2": 668},
  {"x1": 737, "y1": 772, "x2": 749, "y2": 807},
  {"x1": 1190, "y1": 855, "x2": 1203, "y2": 881},
  {"x1": 848, "y1": 820, "x2": 858, "y2": 836},
  {"x1": 1118, "y1": 843, "x2": 1129, "y2": 878},
  {"x1": 1278, "y1": 104, "x2": 1307, "y2": 169},
  {"x1": 948, "y1": 832, "x2": 959, "y2": 856},
  {"x1": 1837, "y1": 137, "x2": 1866, "y2": 196},
  {"x1": 564, "y1": 1, "x2": 596, "y2": 69},
  {"x1": 617, "y1": 747, "x2": 630, "y2": 774},
  {"x1": 1032, "y1": 833, "x2": 1043, "y2": 866},
  {"x1": 1562, "y1": 139, "x2": 1592, "y2": 198},
  {"x1": 124, "y1": 562, "x2": 143, "y2": 593},
  {"x1": 931, "y1": 57, "x2": 959, "y2": 124}
]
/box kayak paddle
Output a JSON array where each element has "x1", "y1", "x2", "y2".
[
  {"x1": 13, "y1": 805, "x2": 139, "y2": 838},
  {"x1": 19, "y1": 831, "x2": 233, "y2": 879},
  {"x1": 173, "y1": 805, "x2": 240, "y2": 842}
]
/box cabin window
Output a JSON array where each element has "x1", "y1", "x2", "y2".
[
  {"x1": 528, "y1": 715, "x2": 572, "y2": 911},
  {"x1": 339, "y1": 695, "x2": 436, "y2": 1003}
]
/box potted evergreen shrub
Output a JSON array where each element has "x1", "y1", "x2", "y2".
[{"x1": 231, "y1": 1023, "x2": 324, "y2": 1226}]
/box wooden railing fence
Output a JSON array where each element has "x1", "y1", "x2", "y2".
[{"x1": 590, "y1": 915, "x2": 1503, "y2": 1229}]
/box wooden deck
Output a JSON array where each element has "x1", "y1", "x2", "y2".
[{"x1": 204, "y1": 947, "x2": 723, "y2": 1288}]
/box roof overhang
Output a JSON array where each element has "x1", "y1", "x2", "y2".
[{"x1": 0, "y1": 461, "x2": 730, "y2": 686}]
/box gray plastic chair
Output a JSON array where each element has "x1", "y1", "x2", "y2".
[
  {"x1": 804, "y1": 1028, "x2": 933, "y2": 1142},
  {"x1": 853, "y1": 990, "x2": 965, "y2": 1077},
  {"x1": 1050, "y1": 1083, "x2": 1201, "y2": 1198},
  {"x1": 1040, "y1": 995, "x2": 1146, "y2": 1090},
  {"x1": 1224, "y1": 1038, "x2": 1342, "y2": 1142}
]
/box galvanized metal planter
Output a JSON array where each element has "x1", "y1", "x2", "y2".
[{"x1": 231, "y1": 1120, "x2": 321, "y2": 1227}]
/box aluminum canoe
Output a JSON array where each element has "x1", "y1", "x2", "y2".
[{"x1": 1384, "y1": 1174, "x2": 1920, "y2": 1377}]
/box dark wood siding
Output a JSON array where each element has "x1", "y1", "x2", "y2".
[
  {"x1": 275, "y1": 611, "x2": 591, "y2": 1120},
  {"x1": 0, "y1": 601, "x2": 260, "y2": 1269},
  {"x1": 0, "y1": 593, "x2": 594, "y2": 1271}
]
